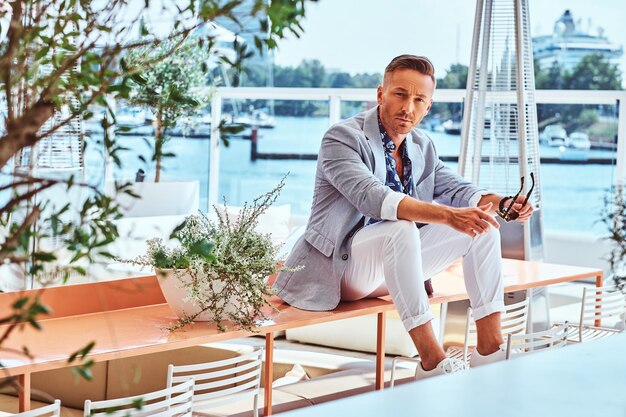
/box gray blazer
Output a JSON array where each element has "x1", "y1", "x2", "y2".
[{"x1": 273, "y1": 107, "x2": 484, "y2": 311}]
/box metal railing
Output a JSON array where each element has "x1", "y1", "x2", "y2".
[{"x1": 209, "y1": 87, "x2": 626, "y2": 207}]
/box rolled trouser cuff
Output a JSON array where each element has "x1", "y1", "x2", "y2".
[
  {"x1": 472, "y1": 300, "x2": 506, "y2": 321},
  {"x1": 402, "y1": 310, "x2": 435, "y2": 332}
]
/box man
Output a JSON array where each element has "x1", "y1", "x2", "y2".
[{"x1": 273, "y1": 55, "x2": 533, "y2": 377}]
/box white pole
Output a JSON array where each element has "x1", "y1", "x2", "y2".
[{"x1": 208, "y1": 94, "x2": 223, "y2": 210}]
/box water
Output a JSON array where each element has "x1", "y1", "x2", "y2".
[{"x1": 85, "y1": 115, "x2": 618, "y2": 237}]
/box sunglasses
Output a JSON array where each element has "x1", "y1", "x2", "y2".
[{"x1": 496, "y1": 172, "x2": 535, "y2": 222}]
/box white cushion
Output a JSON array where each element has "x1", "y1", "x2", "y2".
[
  {"x1": 213, "y1": 204, "x2": 291, "y2": 245},
  {"x1": 272, "y1": 363, "x2": 310, "y2": 388},
  {"x1": 106, "y1": 180, "x2": 199, "y2": 217},
  {"x1": 286, "y1": 314, "x2": 429, "y2": 357},
  {"x1": 109, "y1": 214, "x2": 188, "y2": 260},
  {"x1": 277, "y1": 225, "x2": 305, "y2": 259}
]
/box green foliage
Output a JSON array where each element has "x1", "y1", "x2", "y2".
[
  {"x1": 124, "y1": 179, "x2": 289, "y2": 331},
  {"x1": 239, "y1": 60, "x2": 381, "y2": 116},
  {"x1": 534, "y1": 55, "x2": 622, "y2": 131},
  {"x1": 599, "y1": 186, "x2": 626, "y2": 291},
  {"x1": 0, "y1": 0, "x2": 315, "y2": 385},
  {"x1": 123, "y1": 37, "x2": 211, "y2": 181}
]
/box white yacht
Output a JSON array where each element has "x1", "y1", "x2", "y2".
[{"x1": 532, "y1": 10, "x2": 623, "y2": 71}]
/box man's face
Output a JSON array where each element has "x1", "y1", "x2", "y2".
[{"x1": 377, "y1": 68, "x2": 434, "y2": 140}]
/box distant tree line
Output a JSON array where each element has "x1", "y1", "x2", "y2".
[
  {"x1": 534, "y1": 54, "x2": 622, "y2": 139},
  {"x1": 233, "y1": 54, "x2": 622, "y2": 131},
  {"x1": 237, "y1": 59, "x2": 380, "y2": 116}
]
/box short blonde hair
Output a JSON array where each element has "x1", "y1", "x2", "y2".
[{"x1": 384, "y1": 55, "x2": 436, "y2": 85}]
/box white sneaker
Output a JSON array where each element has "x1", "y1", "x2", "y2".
[
  {"x1": 470, "y1": 345, "x2": 507, "y2": 368},
  {"x1": 414, "y1": 357, "x2": 467, "y2": 380}
]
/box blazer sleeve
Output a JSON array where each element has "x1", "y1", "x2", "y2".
[
  {"x1": 432, "y1": 153, "x2": 486, "y2": 208},
  {"x1": 319, "y1": 124, "x2": 392, "y2": 219}
]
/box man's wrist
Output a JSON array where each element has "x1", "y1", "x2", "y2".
[
  {"x1": 478, "y1": 194, "x2": 501, "y2": 211},
  {"x1": 441, "y1": 205, "x2": 455, "y2": 224}
]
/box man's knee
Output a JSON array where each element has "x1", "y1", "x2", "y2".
[
  {"x1": 380, "y1": 220, "x2": 421, "y2": 251},
  {"x1": 475, "y1": 226, "x2": 501, "y2": 247},
  {"x1": 389, "y1": 219, "x2": 420, "y2": 239}
]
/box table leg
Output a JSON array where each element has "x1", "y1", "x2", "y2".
[
  {"x1": 438, "y1": 303, "x2": 448, "y2": 342},
  {"x1": 264, "y1": 332, "x2": 274, "y2": 416},
  {"x1": 595, "y1": 272, "x2": 604, "y2": 327},
  {"x1": 18, "y1": 373, "x2": 31, "y2": 412},
  {"x1": 376, "y1": 312, "x2": 386, "y2": 390}
]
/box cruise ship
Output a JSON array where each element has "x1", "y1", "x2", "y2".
[{"x1": 532, "y1": 10, "x2": 623, "y2": 71}]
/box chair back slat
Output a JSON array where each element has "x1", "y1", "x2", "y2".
[
  {"x1": 505, "y1": 323, "x2": 569, "y2": 359},
  {"x1": 171, "y1": 357, "x2": 260, "y2": 385},
  {"x1": 167, "y1": 346, "x2": 263, "y2": 417},
  {"x1": 194, "y1": 378, "x2": 260, "y2": 404},
  {"x1": 462, "y1": 298, "x2": 530, "y2": 362},
  {"x1": 581, "y1": 286, "x2": 626, "y2": 325},
  {"x1": 170, "y1": 349, "x2": 262, "y2": 373},
  {"x1": 194, "y1": 368, "x2": 262, "y2": 392},
  {"x1": 85, "y1": 378, "x2": 194, "y2": 417}
]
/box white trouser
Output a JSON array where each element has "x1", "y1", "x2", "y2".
[{"x1": 341, "y1": 220, "x2": 505, "y2": 331}]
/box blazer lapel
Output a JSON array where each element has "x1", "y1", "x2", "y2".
[
  {"x1": 363, "y1": 107, "x2": 386, "y2": 182},
  {"x1": 405, "y1": 132, "x2": 426, "y2": 197}
]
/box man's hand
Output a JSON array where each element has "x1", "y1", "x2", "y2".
[
  {"x1": 447, "y1": 202, "x2": 500, "y2": 238},
  {"x1": 508, "y1": 194, "x2": 534, "y2": 222}
]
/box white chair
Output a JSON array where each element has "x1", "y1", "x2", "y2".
[
  {"x1": 446, "y1": 298, "x2": 530, "y2": 365},
  {"x1": 11, "y1": 400, "x2": 61, "y2": 417},
  {"x1": 166, "y1": 347, "x2": 263, "y2": 417},
  {"x1": 505, "y1": 323, "x2": 569, "y2": 359},
  {"x1": 84, "y1": 378, "x2": 194, "y2": 417},
  {"x1": 564, "y1": 285, "x2": 626, "y2": 343}
]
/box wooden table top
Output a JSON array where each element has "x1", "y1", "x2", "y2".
[{"x1": 0, "y1": 259, "x2": 601, "y2": 376}]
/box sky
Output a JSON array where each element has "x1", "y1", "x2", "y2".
[{"x1": 273, "y1": 0, "x2": 626, "y2": 78}]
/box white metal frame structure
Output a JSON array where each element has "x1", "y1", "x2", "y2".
[{"x1": 459, "y1": 0, "x2": 543, "y2": 261}]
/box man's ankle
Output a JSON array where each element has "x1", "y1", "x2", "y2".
[
  {"x1": 420, "y1": 354, "x2": 447, "y2": 371},
  {"x1": 476, "y1": 341, "x2": 505, "y2": 356}
]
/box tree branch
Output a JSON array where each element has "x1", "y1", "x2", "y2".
[{"x1": 0, "y1": 100, "x2": 55, "y2": 169}]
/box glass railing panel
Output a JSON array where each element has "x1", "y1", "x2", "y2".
[
  {"x1": 83, "y1": 104, "x2": 211, "y2": 210},
  {"x1": 340, "y1": 100, "x2": 377, "y2": 120},
  {"x1": 536, "y1": 103, "x2": 618, "y2": 235},
  {"x1": 215, "y1": 100, "x2": 329, "y2": 216}
]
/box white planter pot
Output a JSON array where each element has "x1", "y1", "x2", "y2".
[{"x1": 156, "y1": 268, "x2": 241, "y2": 322}]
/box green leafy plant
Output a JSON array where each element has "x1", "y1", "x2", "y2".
[
  {"x1": 123, "y1": 38, "x2": 211, "y2": 182},
  {"x1": 125, "y1": 178, "x2": 288, "y2": 331},
  {"x1": 599, "y1": 185, "x2": 626, "y2": 291},
  {"x1": 0, "y1": 0, "x2": 314, "y2": 388}
]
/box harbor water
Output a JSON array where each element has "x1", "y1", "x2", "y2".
[{"x1": 86, "y1": 115, "x2": 618, "y2": 237}]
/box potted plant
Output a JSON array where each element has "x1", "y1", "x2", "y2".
[
  {"x1": 599, "y1": 185, "x2": 626, "y2": 291},
  {"x1": 124, "y1": 179, "x2": 288, "y2": 331},
  {"x1": 123, "y1": 37, "x2": 211, "y2": 183}
]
